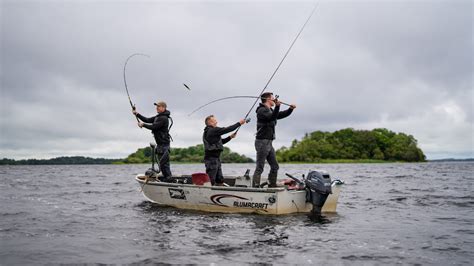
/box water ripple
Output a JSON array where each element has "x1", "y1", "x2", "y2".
[{"x1": 0, "y1": 162, "x2": 473, "y2": 264}]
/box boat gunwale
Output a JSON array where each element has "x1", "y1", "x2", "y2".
[{"x1": 135, "y1": 175, "x2": 293, "y2": 193}]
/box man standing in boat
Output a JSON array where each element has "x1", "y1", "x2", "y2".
[
  {"x1": 133, "y1": 101, "x2": 173, "y2": 182},
  {"x1": 203, "y1": 115, "x2": 247, "y2": 186},
  {"x1": 253, "y1": 92, "x2": 296, "y2": 188}
]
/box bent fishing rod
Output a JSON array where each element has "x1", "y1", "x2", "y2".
[
  {"x1": 123, "y1": 53, "x2": 150, "y2": 123},
  {"x1": 188, "y1": 95, "x2": 291, "y2": 116},
  {"x1": 235, "y1": 2, "x2": 318, "y2": 133}
]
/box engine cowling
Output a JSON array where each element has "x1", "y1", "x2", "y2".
[{"x1": 305, "y1": 170, "x2": 332, "y2": 215}]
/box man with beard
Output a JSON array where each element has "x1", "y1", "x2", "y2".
[{"x1": 253, "y1": 92, "x2": 296, "y2": 188}]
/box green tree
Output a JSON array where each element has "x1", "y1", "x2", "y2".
[
  {"x1": 123, "y1": 144, "x2": 253, "y2": 163},
  {"x1": 276, "y1": 128, "x2": 425, "y2": 162}
]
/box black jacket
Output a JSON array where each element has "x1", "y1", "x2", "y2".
[
  {"x1": 137, "y1": 110, "x2": 172, "y2": 145},
  {"x1": 255, "y1": 103, "x2": 293, "y2": 140},
  {"x1": 203, "y1": 122, "x2": 240, "y2": 159}
]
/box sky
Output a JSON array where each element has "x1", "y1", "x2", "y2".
[{"x1": 1, "y1": 0, "x2": 472, "y2": 160}]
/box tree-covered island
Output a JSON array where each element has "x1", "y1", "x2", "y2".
[{"x1": 276, "y1": 128, "x2": 426, "y2": 162}]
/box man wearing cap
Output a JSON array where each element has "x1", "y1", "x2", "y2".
[
  {"x1": 203, "y1": 115, "x2": 246, "y2": 186},
  {"x1": 133, "y1": 101, "x2": 173, "y2": 182},
  {"x1": 253, "y1": 92, "x2": 296, "y2": 188}
]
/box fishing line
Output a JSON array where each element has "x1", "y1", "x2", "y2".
[
  {"x1": 188, "y1": 95, "x2": 291, "y2": 116},
  {"x1": 239, "y1": 2, "x2": 319, "y2": 130}
]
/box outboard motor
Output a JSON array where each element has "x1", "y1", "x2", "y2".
[
  {"x1": 145, "y1": 142, "x2": 160, "y2": 178},
  {"x1": 305, "y1": 170, "x2": 332, "y2": 216}
]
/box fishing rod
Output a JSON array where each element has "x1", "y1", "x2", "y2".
[
  {"x1": 235, "y1": 2, "x2": 318, "y2": 133},
  {"x1": 188, "y1": 95, "x2": 291, "y2": 116},
  {"x1": 123, "y1": 53, "x2": 150, "y2": 122}
]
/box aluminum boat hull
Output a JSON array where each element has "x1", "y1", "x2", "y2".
[{"x1": 135, "y1": 175, "x2": 342, "y2": 215}]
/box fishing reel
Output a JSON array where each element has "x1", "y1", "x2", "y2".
[
  {"x1": 272, "y1": 95, "x2": 291, "y2": 107},
  {"x1": 273, "y1": 95, "x2": 281, "y2": 104},
  {"x1": 245, "y1": 117, "x2": 251, "y2": 123}
]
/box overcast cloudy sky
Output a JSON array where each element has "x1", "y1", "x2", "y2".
[{"x1": 1, "y1": 0, "x2": 472, "y2": 160}]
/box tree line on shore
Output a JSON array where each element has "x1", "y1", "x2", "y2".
[
  {"x1": 0, "y1": 145, "x2": 253, "y2": 165},
  {"x1": 123, "y1": 144, "x2": 254, "y2": 164},
  {"x1": 0, "y1": 156, "x2": 121, "y2": 165},
  {"x1": 1, "y1": 128, "x2": 426, "y2": 165}
]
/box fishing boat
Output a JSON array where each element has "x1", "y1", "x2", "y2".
[
  {"x1": 135, "y1": 169, "x2": 344, "y2": 215},
  {"x1": 128, "y1": 3, "x2": 338, "y2": 215}
]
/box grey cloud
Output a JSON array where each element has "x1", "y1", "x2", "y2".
[{"x1": 1, "y1": 0, "x2": 472, "y2": 159}]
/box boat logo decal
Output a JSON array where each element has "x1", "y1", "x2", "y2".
[
  {"x1": 210, "y1": 194, "x2": 269, "y2": 210},
  {"x1": 168, "y1": 188, "x2": 186, "y2": 200},
  {"x1": 211, "y1": 194, "x2": 248, "y2": 206}
]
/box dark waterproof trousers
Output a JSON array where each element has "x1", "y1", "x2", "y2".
[
  {"x1": 205, "y1": 157, "x2": 223, "y2": 185},
  {"x1": 252, "y1": 139, "x2": 279, "y2": 187},
  {"x1": 156, "y1": 144, "x2": 172, "y2": 180}
]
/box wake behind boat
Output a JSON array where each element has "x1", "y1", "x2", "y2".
[{"x1": 135, "y1": 169, "x2": 344, "y2": 215}]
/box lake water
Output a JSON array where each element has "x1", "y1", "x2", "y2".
[{"x1": 0, "y1": 162, "x2": 472, "y2": 264}]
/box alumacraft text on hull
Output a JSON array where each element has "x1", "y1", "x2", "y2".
[{"x1": 135, "y1": 170, "x2": 344, "y2": 215}]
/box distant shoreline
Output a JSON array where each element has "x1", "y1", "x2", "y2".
[
  {"x1": 3, "y1": 128, "x2": 439, "y2": 165},
  {"x1": 426, "y1": 158, "x2": 474, "y2": 162},
  {"x1": 1, "y1": 157, "x2": 472, "y2": 165}
]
